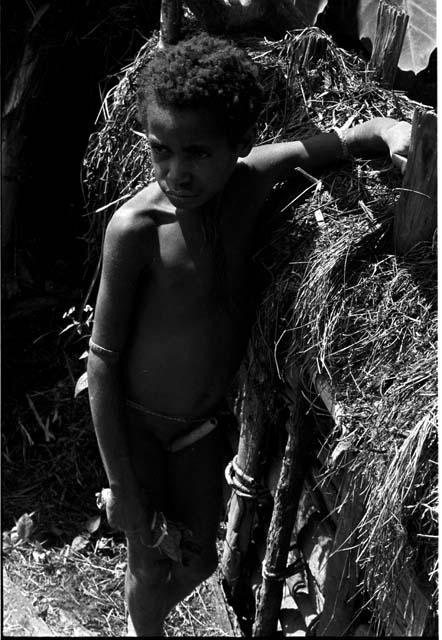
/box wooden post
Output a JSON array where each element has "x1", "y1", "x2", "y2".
[
  {"x1": 314, "y1": 471, "x2": 365, "y2": 636},
  {"x1": 253, "y1": 387, "x2": 306, "y2": 636},
  {"x1": 159, "y1": 0, "x2": 182, "y2": 47},
  {"x1": 394, "y1": 107, "x2": 437, "y2": 254},
  {"x1": 221, "y1": 356, "x2": 268, "y2": 598},
  {"x1": 369, "y1": 0, "x2": 409, "y2": 87}
]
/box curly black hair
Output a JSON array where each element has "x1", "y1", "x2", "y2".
[{"x1": 137, "y1": 34, "x2": 264, "y2": 142}]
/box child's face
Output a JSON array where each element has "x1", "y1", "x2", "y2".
[{"x1": 146, "y1": 99, "x2": 250, "y2": 210}]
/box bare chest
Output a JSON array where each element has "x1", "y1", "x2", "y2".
[{"x1": 150, "y1": 218, "x2": 253, "y2": 298}]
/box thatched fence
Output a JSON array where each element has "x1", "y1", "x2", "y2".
[{"x1": 82, "y1": 16, "x2": 437, "y2": 637}]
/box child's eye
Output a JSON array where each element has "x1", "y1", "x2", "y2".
[
  {"x1": 150, "y1": 143, "x2": 168, "y2": 155},
  {"x1": 192, "y1": 149, "x2": 210, "y2": 159}
]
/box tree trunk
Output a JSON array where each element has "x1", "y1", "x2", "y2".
[{"x1": 160, "y1": 0, "x2": 182, "y2": 46}]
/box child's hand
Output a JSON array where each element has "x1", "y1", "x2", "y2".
[
  {"x1": 97, "y1": 488, "x2": 155, "y2": 546},
  {"x1": 96, "y1": 488, "x2": 194, "y2": 561},
  {"x1": 382, "y1": 121, "x2": 412, "y2": 174}
]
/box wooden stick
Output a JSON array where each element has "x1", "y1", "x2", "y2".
[
  {"x1": 253, "y1": 387, "x2": 306, "y2": 636},
  {"x1": 221, "y1": 357, "x2": 268, "y2": 599},
  {"x1": 394, "y1": 107, "x2": 437, "y2": 254},
  {"x1": 159, "y1": 0, "x2": 182, "y2": 47},
  {"x1": 369, "y1": 0, "x2": 409, "y2": 87}
]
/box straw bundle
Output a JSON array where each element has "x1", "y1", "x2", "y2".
[
  {"x1": 242, "y1": 31, "x2": 437, "y2": 633},
  {"x1": 82, "y1": 26, "x2": 437, "y2": 632}
]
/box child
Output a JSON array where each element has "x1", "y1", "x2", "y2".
[{"x1": 87, "y1": 33, "x2": 411, "y2": 636}]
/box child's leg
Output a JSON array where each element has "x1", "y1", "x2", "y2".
[
  {"x1": 125, "y1": 536, "x2": 171, "y2": 635},
  {"x1": 125, "y1": 413, "x2": 170, "y2": 636},
  {"x1": 165, "y1": 426, "x2": 225, "y2": 612}
]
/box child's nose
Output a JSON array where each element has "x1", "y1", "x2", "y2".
[{"x1": 168, "y1": 158, "x2": 192, "y2": 189}]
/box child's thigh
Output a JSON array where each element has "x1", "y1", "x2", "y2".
[
  {"x1": 125, "y1": 411, "x2": 167, "y2": 510},
  {"x1": 166, "y1": 428, "x2": 225, "y2": 548}
]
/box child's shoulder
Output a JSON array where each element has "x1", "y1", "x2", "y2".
[
  {"x1": 103, "y1": 183, "x2": 175, "y2": 261},
  {"x1": 107, "y1": 183, "x2": 173, "y2": 237}
]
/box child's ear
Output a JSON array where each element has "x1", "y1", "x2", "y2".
[{"x1": 236, "y1": 126, "x2": 256, "y2": 157}]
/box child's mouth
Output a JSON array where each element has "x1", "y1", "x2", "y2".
[
  {"x1": 168, "y1": 189, "x2": 196, "y2": 196},
  {"x1": 167, "y1": 190, "x2": 200, "y2": 201}
]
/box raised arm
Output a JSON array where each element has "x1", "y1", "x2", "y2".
[
  {"x1": 87, "y1": 205, "x2": 154, "y2": 541},
  {"x1": 245, "y1": 117, "x2": 411, "y2": 193}
]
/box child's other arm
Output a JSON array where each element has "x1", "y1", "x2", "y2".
[
  {"x1": 246, "y1": 117, "x2": 411, "y2": 190},
  {"x1": 87, "y1": 207, "x2": 153, "y2": 536}
]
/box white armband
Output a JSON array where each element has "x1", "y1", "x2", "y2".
[{"x1": 89, "y1": 338, "x2": 120, "y2": 363}]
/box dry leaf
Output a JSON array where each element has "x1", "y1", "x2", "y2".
[
  {"x1": 32, "y1": 550, "x2": 47, "y2": 563},
  {"x1": 71, "y1": 533, "x2": 90, "y2": 552},
  {"x1": 74, "y1": 371, "x2": 89, "y2": 397},
  {"x1": 85, "y1": 514, "x2": 101, "y2": 534},
  {"x1": 15, "y1": 512, "x2": 35, "y2": 541}
]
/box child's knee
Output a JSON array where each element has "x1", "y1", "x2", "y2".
[
  {"x1": 126, "y1": 557, "x2": 170, "y2": 591},
  {"x1": 182, "y1": 547, "x2": 218, "y2": 584},
  {"x1": 127, "y1": 538, "x2": 171, "y2": 588}
]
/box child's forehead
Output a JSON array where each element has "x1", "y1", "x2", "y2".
[{"x1": 146, "y1": 100, "x2": 227, "y2": 141}]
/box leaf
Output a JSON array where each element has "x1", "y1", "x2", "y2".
[
  {"x1": 2, "y1": 531, "x2": 12, "y2": 552},
  {"x1": 29, "y1": 3, "x2": 50, "y2": 33},
  {"x1": 85, "y1": 515, "x2": 101, "y2": 534},
  {"x1": 71, "y1": 533, "x2": 90, "y2": 552},
  {"x1": 8, "y1": 513, "x2": 35, "y2": 546},
  {"x1": 59, "y1": 322, "x2": 77, "y2": 335},
  {"x1": 357, "y1": 0, "x2": 436, "y2": 74},
  {"x1": 74, "y1": 371, "x2": 88, "y2": 397},
  {"x1": 15, "y1": 512, "x2": 35, "y2": 541},
  {"x1": 26, "y1": 394, "x2": 55, "y2": 442},
  {"x1": 32, "y1": 550, "x2": 47, "y2": 563}
]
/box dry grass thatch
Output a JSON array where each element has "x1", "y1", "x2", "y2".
[
  {"x1": 235, "y1": 30, "x2": 436, "y2": 634},
  {"x1": 80, "y1": 25, "x2": 437, "y2": 633}
]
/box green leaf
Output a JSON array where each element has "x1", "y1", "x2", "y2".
[
  {"x1": 357, "y1": 0, "x2": 436, "y2": 74},
  {"x1": 74, "y1": 371, "x2": 88, "y2": 398}
]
